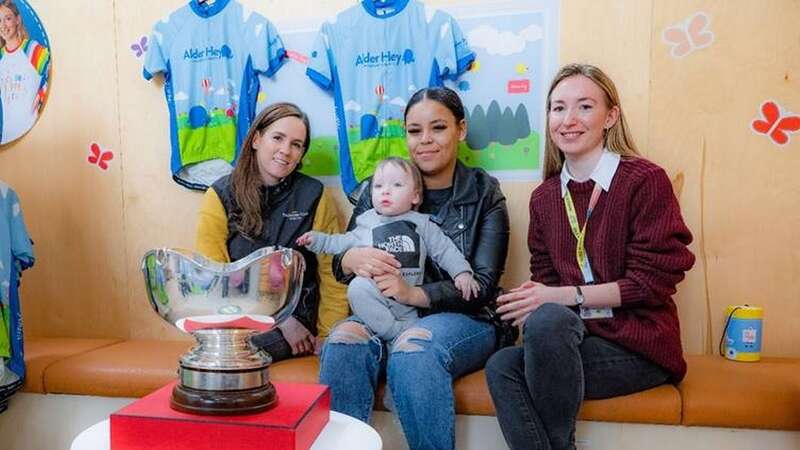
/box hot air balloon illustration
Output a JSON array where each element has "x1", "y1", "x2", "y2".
[
  {"x1": 226, "y1": 100, "x2": 237, "y2": 118},
  {"x1": 201, "y1": 78, "x2": 212, "y2": 94},
  {"x1": 375, "y1": 84, "x2": 385, "y2": 98}
]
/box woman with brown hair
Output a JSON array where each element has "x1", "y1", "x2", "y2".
[
  {"x1": 195, "y1": 102, "x2": 347, "y2": 361},
  {"x1": 485, "y1": 64, "x2": 695, "y2": 450}
]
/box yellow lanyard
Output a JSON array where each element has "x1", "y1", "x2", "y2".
[{"x1": 563, "y1": 183, "x2": 602, "y2": 283}]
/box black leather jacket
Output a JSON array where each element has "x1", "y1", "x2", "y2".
[{"x1": 333, "y1": 161, "x2": 517, "y2": 346}]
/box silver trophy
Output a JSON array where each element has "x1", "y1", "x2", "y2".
[{"x1": 142, "y1": 247, "x2": 305, "y2": 415}]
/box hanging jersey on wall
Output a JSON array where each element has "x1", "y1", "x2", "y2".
[
  {"x1": 0, "y1": 39, "x2": 49, "y2": 145},
  {"x1": 306, "y1": 0, "x2": 474, "y2": 193},
  {"x1": 143, "y1": 0, "x2": 286, "y2": 190},
  {"x1": 0, "y1": 180, "x2": 34, "y2": 411}
]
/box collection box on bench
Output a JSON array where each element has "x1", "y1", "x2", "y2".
[{"x1": 110, "y1": 381, "x2": 330, "y2": 450}]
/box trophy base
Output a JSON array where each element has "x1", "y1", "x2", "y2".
[{"x1": 170, "y1": 382, "x2": 277, "y2": 415}]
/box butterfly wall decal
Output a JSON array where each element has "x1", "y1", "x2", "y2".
[
  {"x1": 88, "y1": 143, "x2": 114, "y2": 170},
  {"x1": 662, "y1": 12, "x2": 714, "y2": 58},
  {"x1": 751, "y1": 100, "x2": 800, "y2": 146},
  {"x1": 131, "y1": 35, "x2": 148, "y2": 58}
]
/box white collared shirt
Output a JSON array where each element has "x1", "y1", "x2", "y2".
[{"x1": 560, "y1": 149, "x2": 621, "y2": 198}]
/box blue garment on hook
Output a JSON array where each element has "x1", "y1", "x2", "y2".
[{"x1": 0, "y1": 180, "x2": 34, "y2": 411}]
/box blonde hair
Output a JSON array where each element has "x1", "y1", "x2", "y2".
[
  {"x1": 543, "y1": 64, "x2": 640, "y2": 179},
  {"x1": 0, "y1": 1, "x2": 28, "y2": 49}
]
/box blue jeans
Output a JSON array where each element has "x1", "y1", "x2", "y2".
[
  {"x1": 319, "y1": 313, "x2": 497, "y2": 450},
  {"x1": 485, "y1": 303, "x2": 670, "y2": 450}
]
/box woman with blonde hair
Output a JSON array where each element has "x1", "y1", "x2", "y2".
[{"x1": 486, "y1": 64, "x2": 695, "y2": 450}]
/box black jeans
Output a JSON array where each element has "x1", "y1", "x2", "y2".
[
  {"x1": 485, "y1": 303, "x2": 670, "y2": 450},
  {"x1": 250, "y1": 328, "x2": 294, "y2": 362}
]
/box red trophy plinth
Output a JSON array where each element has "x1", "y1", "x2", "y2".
[{"x1": 110, "y1": 381, "x2": 330, "y2": 450}]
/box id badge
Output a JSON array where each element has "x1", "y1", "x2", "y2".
[{"x1": 580, "y1": 307, "x2": 613, "y2": 320}]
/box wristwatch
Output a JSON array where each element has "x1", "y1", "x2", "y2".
[{"x1": 574, "y1": 286, "x2": 585, "y2": 306}]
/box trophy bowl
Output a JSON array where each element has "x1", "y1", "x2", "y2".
[{"x1": 142, "y1": 247, "x2": 305, "y2": 415}]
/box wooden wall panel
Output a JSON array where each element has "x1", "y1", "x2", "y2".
[
  {"x1": 0, "y1": 3, "x2": 128, "y2": 338},
  {"x1": 650, "y1": 0, "x2": 800, "y2": 356}
]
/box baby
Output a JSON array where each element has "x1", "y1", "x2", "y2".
[{"x1": 297, "y1": 157, "x2": 479, "y2": 341}]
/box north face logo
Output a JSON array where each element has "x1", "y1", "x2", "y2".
[
  {"x1": 377, "y1": 235, "x2": 416, "y2": 253},
  {"x1": 372, "y1": 221, "x2": 420, "y2": 268}
]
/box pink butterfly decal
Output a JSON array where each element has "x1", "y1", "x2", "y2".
[
  {"x1": 751, "y1": 101, "x2": 800, "y2": 146},
  {"x1": 662, "y1": 12, "x2": 714, "y2": 58},
  {"x1": 130, "y1": 35, "x2": 148, "y2": 58},
  {"x1": 88, "y1": 143, "x2": 114, "y2": 170}
]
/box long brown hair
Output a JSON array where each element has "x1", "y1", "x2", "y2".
[
  {"x1": 0, "y1": 1, "x2": 28, "y2": 49},
  {"x1": 231, "y1": 102, "x2": 310, "y2": 237},
  {"x1": 543, "y1": 64, "x2": 639, "y2": 179}
]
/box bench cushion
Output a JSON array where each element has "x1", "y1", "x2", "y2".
[
  {"x1": 43, "y1": 340, "x2": 191, "y2": 397},
  {"x1": 34, "y1": 340, "x2": 680, "y2": 424},
  {"x1": 580, "y1": 384, "x2": 681, "y2": 424},
  {"x1": 448, "y1": 368, "x2": 680, "y2": 424},
  {"x1": 270, "y1": 355, "x2": 320, "y2": 384},
  {"x1": 30, "y1": 340, "x2": 800, "y2": 430},
  {"x1": 22, "y1": 337, "x2": 122, "y2": 394},
  {"x1": 42, "y1": 342, "x2": 320, "y2": 398},
  {"x1": 268, "y1": 353, "x2": 680, "y2": 423},
  {"x1": 679, "y1": 355, "x2": 800, "y2": 430}
]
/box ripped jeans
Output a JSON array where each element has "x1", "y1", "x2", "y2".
[{"x1": 319, "y1": 313, "x2": 497, "y2": 450}]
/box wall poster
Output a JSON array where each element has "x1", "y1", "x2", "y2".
[
  {"x1": 258, "y1": 0, "x2": 558, "y2": 184},
  {"x1": 0, "y1": 0, "x2": 51, "y2": 146}
]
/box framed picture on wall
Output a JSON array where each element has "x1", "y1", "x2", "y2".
[{"x1": 0, "y1": 0, "x2": 51, "y2": 146}]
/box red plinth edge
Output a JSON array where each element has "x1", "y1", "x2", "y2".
[{"x1": 110, "y1": 381, "x2": 330, "y2": 450}]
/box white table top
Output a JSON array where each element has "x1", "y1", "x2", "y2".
[{"x1": 71, "y1": 410, "x2": 382, "y2": 450}]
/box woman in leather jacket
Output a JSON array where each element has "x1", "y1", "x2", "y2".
[{"x1": 319, "y1": 87, "x2": 512, "y2": 450}]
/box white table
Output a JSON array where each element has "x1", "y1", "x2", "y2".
[{"x1": 71, "y1": 411, "x2": 382, "y2": 450}]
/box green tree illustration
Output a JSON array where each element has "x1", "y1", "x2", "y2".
[
  {"x1": 514, "y1": 103, "x2": 531, "y2": 139},
  {"x1": 499, "y1": 106, "x2": 517, "y2": 145},
  {"x1": 467, "y1": 104, "x2": 490, "y2": 150},
  {"x1": 486, "y1": 100, "x2": 502, "y2": 143}
]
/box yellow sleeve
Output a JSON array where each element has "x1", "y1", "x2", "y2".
[
  {"x1": 313, "y1": 188, "x2": 349, "y2": 338},
  {"x1": 195, "y1": 188, "x2": 231, "y2": 263}
]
